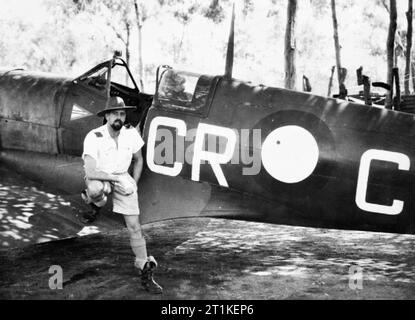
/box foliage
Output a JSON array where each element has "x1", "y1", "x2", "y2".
[{"x1": 0, "y1": 0, "x2": 413, "y2": 96}]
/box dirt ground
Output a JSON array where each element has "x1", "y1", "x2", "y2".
[{"x1": 1, "y1": 166, "x2": 415, "y2": 300}]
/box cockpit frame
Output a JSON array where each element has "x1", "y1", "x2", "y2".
[{"x1": 153, "y1": 65, "x2": 221, "y2": 118}]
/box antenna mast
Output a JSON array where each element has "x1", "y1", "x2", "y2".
[{"x1": 224, "y1": 3, "x2": 235, "y2": 79}]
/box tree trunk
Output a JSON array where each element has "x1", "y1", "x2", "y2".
[
  {"x1": 133, "y1": 0, "x2": 144, "y2": 92},
  {"x1": 173, "y1": 23, "x2": 186, "y2": 64},
  {"x1": 393, "y1": 67, "x2": 401, "y2": 109},
  {"x1": 331, "y1": 0, "x2": 345, "y2": 95},
  {"x1": 405, "y1": 0, "x2": 413, "y2": 95},
  {"x1": 363, "y1": 76, "x2": 372, "y2": 106},
  {"x1": 394, "y1": 46, "x2": 399, "y2": 67},
  {"x1": 357, "y1": 67, "x2": 372, "y2": 105},
  {"x1": 412, "y1": 62, "x2": 415, "y2": 91},
  {"x1": 386, "y1": 0, "x2": 397, "y2": 108},
  {"x1": 284, "y1": 0, "x2": 297, "y2": 90},
  {"x1": 125, "y1": 22, "x2": 131, "y2": 87},
  {"x1": 328, "y1": 66, "x2": 335, "y2": 97},
  {"x1": 302, "y1": 75, "x2": 312, "y2": 92}
]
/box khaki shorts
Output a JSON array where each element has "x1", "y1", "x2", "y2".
[
  {"x1": 112, "y1": 176, "x2": 140, "y2": 216},
  {"x1": 86, "y1": 173, "x2": 140, "y2": 216},
  {"x1": 112, "y1": 188, "x2": 140, "y2": 216}
]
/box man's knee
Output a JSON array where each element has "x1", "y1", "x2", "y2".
[{"x1": 87, "y1": 180, "x2": 109, "y2": 199}]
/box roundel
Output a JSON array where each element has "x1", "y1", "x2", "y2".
[
  {"x1": 261, "y1": 125, "x2": 319, "y2": 183},
  {"x1": 253, "y1": 110, "x2": 337, "y2": 195}
]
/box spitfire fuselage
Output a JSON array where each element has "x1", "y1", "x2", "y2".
[{"x1": 1, "y1": 66, "x2": 415, "y2": 237}]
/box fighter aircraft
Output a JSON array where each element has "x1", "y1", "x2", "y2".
[{"x1": 1, "y1": 7, "x2": 415, "y2": 247}]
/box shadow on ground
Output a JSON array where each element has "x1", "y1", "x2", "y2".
[
  {"x1": 0, "y1": 165, "x2": 125, "y2": 248},
  {"x1": 1, "y1": 165, "x2": 415, "y2": 300},
  {"x1": 1, "y1": 217, "x2": 415, "y2": 300}
]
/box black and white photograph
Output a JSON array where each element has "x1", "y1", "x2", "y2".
[{"x1": 0, "y1": 0, "x2": 414, "y2": 306}]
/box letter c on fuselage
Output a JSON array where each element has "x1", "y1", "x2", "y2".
[
  {"x1": 147, "y1": 116, "x2": 186, "y2": 176},
  {"x1": 355, "y1": 149, "x2": 410, "y2": 215}
]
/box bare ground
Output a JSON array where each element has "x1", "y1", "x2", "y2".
[{"x1": 1, "y1": 166, "x2": 415, "y2": 300}]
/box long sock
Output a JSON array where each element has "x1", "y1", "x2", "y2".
[{"x1": 130, "y1": 236, "x2": 148, "y2": 270}]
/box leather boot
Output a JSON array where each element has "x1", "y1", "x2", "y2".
[
  {"x1": 140, "y1": 256, "x2": 163, "y2": 294},
  {"x1": 80, "y1": 203, "x2": 100, "y2": 224},
  {"x1": 80, "y1": 190, "x2": 101, "y2": 224}
]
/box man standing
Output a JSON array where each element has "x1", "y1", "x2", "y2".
[{"x1": 81, "y1": 96, "x2": 162, "y2": 294}]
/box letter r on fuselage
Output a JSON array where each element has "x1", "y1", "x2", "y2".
[{"x1": 192, "y1": 123, "x2": 237, "y2": 187}]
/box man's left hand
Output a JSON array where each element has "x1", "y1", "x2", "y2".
[{"x1": 115, "y1": 174, "x2": 137, "y2": 195}]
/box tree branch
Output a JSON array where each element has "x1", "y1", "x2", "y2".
[
  {"x1": 107, "y1": 22, "x2": 127, "y2": 45},
  {"x1": 381, "y1": 0, "x2": 390, "y2": 13}
]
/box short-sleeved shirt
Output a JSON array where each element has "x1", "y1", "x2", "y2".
[{"x1": 82, "y1": 124, "x2": 144, "y2": 174}]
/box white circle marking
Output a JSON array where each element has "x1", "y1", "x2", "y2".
[{"x1": 261, "y1": 125, "x2": 319, "y2": 183}]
